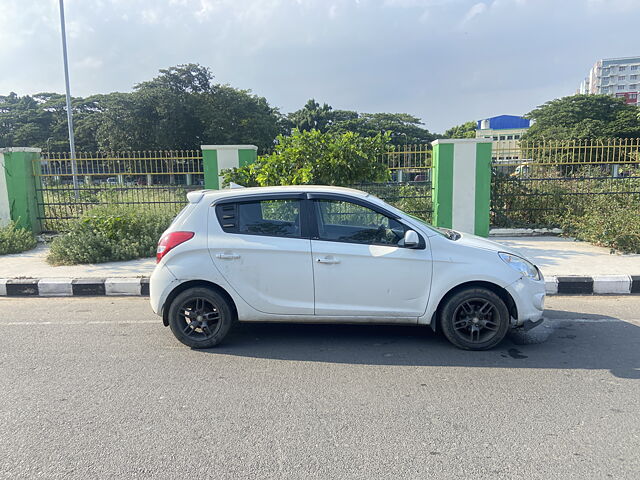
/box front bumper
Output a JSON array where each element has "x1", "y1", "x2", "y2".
[{"x1": 505, "y1": 276, "x2": 546, "y2": 327}]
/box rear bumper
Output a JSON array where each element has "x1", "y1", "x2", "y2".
[{"x1": 149, "y1": 264, "x2": 178, "y2": 316}]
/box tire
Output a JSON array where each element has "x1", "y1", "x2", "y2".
[
  {"x1": 168, "y1": 287, "x2": 234, "y2": 349},
  {"x1": 440, "y1": 288, "x2": 510, "y2": 351}
]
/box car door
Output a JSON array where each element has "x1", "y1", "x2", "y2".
[
  {"x1": 208, "y1": 194, "x2": 314, "y2": 315},
  {"x1": 310, "y1": 196, "x2": 432, "y2": 318}
]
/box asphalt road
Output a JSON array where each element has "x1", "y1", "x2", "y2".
[{"x1": 0, "y1": 296, "x2": 638, "y2": 479}]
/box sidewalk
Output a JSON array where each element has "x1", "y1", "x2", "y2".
[{"x1": 0, "y1": 237, "x2": 639, "y2": 296}]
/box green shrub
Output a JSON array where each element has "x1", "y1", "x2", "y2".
[
  {"x1": 0, "y1": 222, "x2": 37, "y2": 255},
  {"x1": 562, "y1": 195, "x2": 640, "y2": 254},
  {"x1": 47, "y1": 206, "x2": 174, "y2": 265},
  {"x1": 222, "y1": 129, "x2": 391, "y2": 187}
]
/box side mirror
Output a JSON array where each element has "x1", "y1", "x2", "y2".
[{"x1": 403, "y1": 229, "x2": 420, "y2": 248}]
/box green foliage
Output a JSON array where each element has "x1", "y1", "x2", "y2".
[
  {"x1": 0, "y1": 64, "x2": 286, "y2": 153},
  {"x1": 563, "y1": 195, "x2": 640, "y2": 254},
  {"x1": 523, "y1": 94, "x2": 640, "y2": 141},
  {"x1": 222, "y1": 129, "x2": 391, "y2": 187},
  {"x1": 47, "y1": 206, "x2": 174, "y2": 265},
  {"x1": 40, "y1": 185, "x2": 187, "y2": 232},
  {"x1": 444, "y1": 121, "x2": 477, "y2": 139},
  {"x1": 288, "y1": 99, "x2": 334, "y2": 132},
  {"x1": 0, "y1": 222, "x2": 37, "y2": 255},
  {"x1": 287, "y1": 99, "x2": 434, "y2": 146}
]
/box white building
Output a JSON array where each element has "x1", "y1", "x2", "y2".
[{"x1": 579, "y1": 56, "x2": 640, "y2": 105}]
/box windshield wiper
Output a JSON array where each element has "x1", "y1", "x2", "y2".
[{"x1": 438, "y1": 228, "x2": 461, "y2": 241}]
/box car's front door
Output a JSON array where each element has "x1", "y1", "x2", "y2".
[
  {"x1": 310, "y1": 197, "x2": 432, "y2": 318},
  {"x1": 209, "y1": 195, "x2": 314, "y2": 315}
]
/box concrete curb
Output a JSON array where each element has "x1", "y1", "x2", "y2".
[{"x1": 1, "y1": 276, "x2": 639, "y2": 297}]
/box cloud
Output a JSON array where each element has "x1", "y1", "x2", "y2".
[
  {"x1": 1, "y1": 0, "x2": 640, "y2": 133},
  {"x1": 460, "y1": 2, "x2": 487, "y2": 26}
]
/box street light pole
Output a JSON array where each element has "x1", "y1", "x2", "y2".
[{"x1": 58, "y1": 0, "x2": 79, "y2": 198}]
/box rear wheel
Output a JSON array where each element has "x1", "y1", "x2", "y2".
[
  {"x1": 440, "y1": 288, "x2": 510, "y2": 350},
  {"x1": 168, "y1": 287, "x2": 234, "y2": 348}
]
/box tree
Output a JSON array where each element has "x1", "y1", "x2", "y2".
[
  {"x1": 444, "y1": 121, "x2": 476, "y2": 139},
  {"x1": 329, "y1": 112, "x2": 435, "y2": 146},
  {"x1": 222, "y1": 129, "x2": 391, "y2": 187},
  {"x1": 288, "y1": 99, "x2": 334, "y2": 132},
  {"x1": 522, "y1": 94, "x2": 640, "y2": 141},
  {"x1": 0, "y1": 64, "x2": 286, "y2": 153}
]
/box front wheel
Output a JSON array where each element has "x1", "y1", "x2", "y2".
[
  {"x1": 168, "y1": 287, "x2": 234, "y2": 349},
  {"x1": 440, "y1": 288, "x2": 510, "y2": 350}
]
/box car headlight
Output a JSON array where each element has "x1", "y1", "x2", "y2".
[{"x1": 498, "y1": 252, "x2": 540, "y2": 280}]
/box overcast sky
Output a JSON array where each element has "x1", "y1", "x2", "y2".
[{"x1": 1, "y1": 0, "x2": 639, "y2": 132}]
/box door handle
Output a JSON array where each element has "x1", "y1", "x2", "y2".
[
  {"x1": 316, "y1": 257, "x2": 340, "y2": 264},
  {"x1": 216, "y1": 253, "x2": 240, "y2": 260}
]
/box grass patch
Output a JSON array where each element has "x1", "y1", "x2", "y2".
[
  {"x1": 47, "y1": 205, "x2": 174, "y2": 265},
  {"x1": 0, "y1": 222, "x2": 37, "y2": 255},
  {"x1": 562, "y1": 195, "x2": 640, "y2": 254}
]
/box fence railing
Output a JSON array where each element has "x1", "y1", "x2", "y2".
[
  {"x1": 491, "y1": 138, "x2": 640, "y2": 227},
  {"x1": 34, "y1": 139, "x2": 640, "y2": 232},
  {"x1": 381, "y1": 144, "x2": 431, "y2": 182},
  {"x1": 36, "y1": 150, "x2": 203, "y2": 231}
]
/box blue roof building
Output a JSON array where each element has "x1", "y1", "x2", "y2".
[{"x1": 477, "y1": 115, "x2": 530, "y2": 130}]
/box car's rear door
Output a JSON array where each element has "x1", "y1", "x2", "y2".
[
  {"x1": 208, "y1": 194, "x2": 314, "y2": 315},
  {"x1": 309, "y1": 195, "x2": 431, "y2": 318}
]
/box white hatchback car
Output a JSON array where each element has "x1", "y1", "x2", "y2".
[{"x1": 150, "y1": 186, "x2": 545, "y2": 350}]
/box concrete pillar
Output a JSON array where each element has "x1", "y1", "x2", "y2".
[
  {"x1": 431, "y1": 139, "x2": 492, "y2": 237},
  {"x1": 0, "y1": 151, "x2": 10, "y2": 227},
  {"x1": 0, "y1": 148, "x2": 43, "y2": 232},
  {"x1": 201, "y1": 145, "x2": 258, "y2": 189}
]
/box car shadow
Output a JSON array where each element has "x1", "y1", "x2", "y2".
[{"x1": 199, "y1": 309, "x2": 639, "y2": 380}]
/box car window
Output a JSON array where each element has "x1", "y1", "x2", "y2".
[
  {"x1": 238, "y1": 199, "x2": 301, "y2": 237},
  {"x1": 315, "y1": 199, "x2": 406, "y2": 246}
]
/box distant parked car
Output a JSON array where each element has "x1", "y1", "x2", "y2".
[
  {"x1": 150, "y1": 186, "x2": 545, "y2": 351},
  {"x1": 106, "y1": 177, "x2": 118, "y2": 185}
]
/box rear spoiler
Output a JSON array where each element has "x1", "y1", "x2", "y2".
[{"x1": 186, "y1": 190, "x2": 206, "y2": 203}]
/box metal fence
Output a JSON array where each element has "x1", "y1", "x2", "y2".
[
  {"x1": 36, "y1": 151, "x2": 203, "y2": 231},
  {"x1": 36, "y1": 139, "x2": 639, "y2": 232},
  {"x1": 365, "y1": 144, "x2": 432, "y2": 221},
  {"x1": 491, "y1": 138, "x2": 640, "y2": 227}
]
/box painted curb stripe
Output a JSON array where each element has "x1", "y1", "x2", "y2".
[
  {"x1": 5, "y1": 279, "x2": 39, "y2": 296},
  {"x1": 545, "y1": 276, "x2": 558, "y2": 295},
  {"x1": 105, "y1": 278, "x2": 142, "y2": 296},
  {"x1": 38, "y1": 278, "x2": 73, "y2": 297},
  {"x1": 140, "y1": 278, "x2": 150, "y2": 296},
  {"x1": 0, "y1": 277, "x2": 639, "y2": 297},
  {"x1": 71, "y1": 278, "x2": 106, "y2": 296},
  {"x1": 556, "y1": 276, "x2": 594, "y2": 294},
  {"x1": 593, "y1": 275, "x2": 631, "y2": 294}
]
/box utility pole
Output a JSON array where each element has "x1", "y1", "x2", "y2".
[{"x1": 58, "y1": 0, "x2": 79, "y2": 198}]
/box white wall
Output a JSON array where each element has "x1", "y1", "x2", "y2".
[{"x1": 0, "y1": 153, "x2": 10, "y2": 227}]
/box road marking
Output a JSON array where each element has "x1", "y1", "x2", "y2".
[
  {"x1": 0, "y1": 318, "x2": 638, "y2": 326},
  {"x1": 0, "y1": 320, "x2": 159, "y2": 326}
]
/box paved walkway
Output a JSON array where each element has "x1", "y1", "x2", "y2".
[
  {"x1": 0, "y1": 244, "x2": 155, "y2": 278},
  {"x1": 0, "y1": 236, "x2": 639, "y2": 279},
  {"x1": 496, "y1": 236, "x2": 640, "y2": 276}
]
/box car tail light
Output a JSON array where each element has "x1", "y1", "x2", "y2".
[{"x1": 157, "y1": 231, "x2": 194, "y2": 263}]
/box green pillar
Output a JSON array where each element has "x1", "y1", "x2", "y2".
[
  {"x1": 0, "y1": 148, "x2": 43, "y2": 233},
  {"x1": 431, "y1": 139, "x2": 492, "y2": 237},
  {"x1": 201, "y1": 145, "x2": 258, "y2": 189}
]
